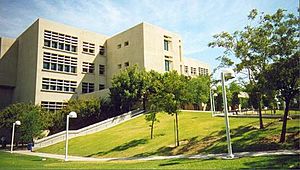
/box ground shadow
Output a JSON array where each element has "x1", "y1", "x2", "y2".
[
  {"x1": 243, "y1": 155, "x2": 300, "y2": 169},
  {"x1": 87, "y1": 138, "x2": 148, "y2": 157}
]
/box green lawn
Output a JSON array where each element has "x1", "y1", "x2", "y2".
[
  {"x1": 38, "y1": 112, "x2": 300, "y2": 158},
  {"x1": 0, "y1": 151, "x2": 299, "y2": 169}
]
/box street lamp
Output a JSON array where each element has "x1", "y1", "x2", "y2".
[
  {"x1": 210, "y1": 85, "x2": 217, "y2": 116},
  {"x1": 10, "y1": 120, "x2": 21, "y2": 153},
  {"x1": 221, "y1": 69, "x2": 235, "y2": 158},
  {"x1": 65, "y1": 111, "x2": 77, "y2": 161}
]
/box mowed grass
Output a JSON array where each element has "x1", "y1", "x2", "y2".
[
  {"x1": 38, "y1": 112, "x2": 300, "y2": 158},
  {"x1": 1, "y1": 151, "x2": 299, "y2": 169}
]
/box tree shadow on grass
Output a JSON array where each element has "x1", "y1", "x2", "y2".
[
  {"x1": 133, "y1": 119, "x2": 299, "y2": 157},
  {"x1": 87, "y1": 138, "x2": 148, "y2": 157},
  {"x1": 243, "y1": 155, "x2": 300, "y2": 169}
]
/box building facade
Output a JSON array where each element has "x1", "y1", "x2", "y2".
[{"x1": 0, "y1": 18, "x2": 210, "y2": 111}]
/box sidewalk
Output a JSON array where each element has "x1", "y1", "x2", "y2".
[{"x1": 10, "y1": 149, "x2": 300, "y2": 162}]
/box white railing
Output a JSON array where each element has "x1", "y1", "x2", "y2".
[{"x1": 33, "y1": 109, "x2": 144, "y2": 150}]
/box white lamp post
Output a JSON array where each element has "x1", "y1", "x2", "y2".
[
  {"x1": 65, "y1": 111, "x2": 77, "y2": 161},
  {"x1": 10, "y1": 120, "x2": 21, "y2": 153},
  {"x1": 210, "y1": 85, "x2": 217, "y2": 116},
  {"x1": 221, "y1": 69, "x2": 235, "y2": 158}
]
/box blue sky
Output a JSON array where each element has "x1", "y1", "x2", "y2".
[{"x1": 0, "y1": 0, "x2": 298, "y2": 77}]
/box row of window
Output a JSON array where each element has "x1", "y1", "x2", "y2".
[
  {"x1": 42, "y1": 78, "x2": 77, "y2": 93},
  {"x1": 183, "y1": 66, "x2": 209, "y2": 76},
  {"x1": 42, "y1": 78, "x2": 105, "y2": 94},
  {"x1": 44, "y1": 30, "x2": 105, "y2": 56},
  {"x1": 41, "y1": 101, "x2": 67, "y2": 111},
  {"x1": 43, "y1": 52, "x2": 105, "y2": 75},
  {"x1": 43, "y1": 52, "x2": 77, "y2": 73},
  {"x1": 44, "y1": 30, "x2": 78, "y2": 53},
  {"x1": 117, "y1": 41, "x2": 129, "y2": 49}
]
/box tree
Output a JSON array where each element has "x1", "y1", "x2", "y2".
[
  {"x1": 260, "y1": 54, "x2": 299, "y2": 143},
  {"x1": 0, "y1": 103, "x2": 51, "y2": 143},
  {"x1": 187, "y1": 75, "x2": 210, "y2": 110},
  {"x1": 110, "y1": 65, "x2": 148, "y2": 113},
  {"x1": 209, "y1": 9, "x2": 299, "y2": 129},
  {"x1": 158, "y1": 71, "x2": 188, "y2": 146}
]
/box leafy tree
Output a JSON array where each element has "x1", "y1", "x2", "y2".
[
  {"x1": 260, "y1": 54, "x2": 299, "y2": 142},
  {"x1": 55, "y1": 97, "x2": 102, "y2": 131},
  {"x1": 187, "y1": 75, "x2": 210, "y2": 110},
  {"x1": 209, "y1": 9, "x2": 299, "y2": 129},
  {"x1": 110, "y1": 65, "x2": 148, "y2": 113},
  {"x1": 0, "y1": 103, "x2": 51, "y2": 143}
]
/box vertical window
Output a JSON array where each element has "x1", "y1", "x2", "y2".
[
  {"x1": 99, "y1": 65, "x2": 105, "y2": 75},
  {"x1": 164, "y1": 40, "x2": 169, "y2": 51},
  {"x1": 179, "y1": 45, "x2": 182, "y2": 62},
  {"x1": 118, "y1": 64, "x2": 122, "y2": 69},
  {"x1": 99, "y1": 46, "x2": 105, "y2": 55},
  {"x1": 165, "y1": 60, "x2": 172, "y2": 71},
  {"x1": 184, "y1": 66, "x2": 188, "y2": 74}
]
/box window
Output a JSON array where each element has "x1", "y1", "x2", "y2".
[
  {"x1": 99, "y1": 84, "x2": 105, "y2": 90},
  {"x1": 44, "y1": 30, "x2": 78, "y2": 53},
  {"x1": 117, "y1": 44, "x2": 121, "y2": 49},
  {"x1": 164, "y1": 40, "x2": 169, "y2": 51},
  {"x1": 82, "y1": 42, "x2": 95, "y2": 54},
  {"x1": 82, "y1": 82, "x2": 94, "y2": 93},
  {"x1": 118, "y1": 64, "x2": 122, "y2": 69},
  {"x1": 124, "y1": 62, "x2": 129, "y2": 67},
  {"x1": 179, "y1": 45, "x2": 182, "y2": 62},
  {"x1": 43, "y1": 52, "x2": 77, "y2": 73},
  {"x1": 165, "y1": 60, "x2": 172, "y2": 71},
  {"x1": 99, "y1": 65, "x2": 105, "y2": 75},
  {"x1": 41, "y1": 101, "x2": 67, "y2": 112},
  {"x1": 184, "y1": 66, "x2": 188, "y2": 74},
  {"x1": 124, "y1": 41, "x2": 129, "y2": 46},
  {"x1": 42, "y1": 78, "x2": 76, "y2": 93},
  {"x1": 82, "y1": 62, "x2": 94, "y2": 73},
  {"x1": 99, "y1": 46, "x2": 105, "y2": 55},
  {"x1": 191, "y1": 67, "x2": 197, "y2": 75}
]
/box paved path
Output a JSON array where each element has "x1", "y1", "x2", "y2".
[{"x1": 10, "y1": 150, "x2": 300, "y2": 162}]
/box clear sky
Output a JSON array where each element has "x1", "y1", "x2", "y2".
[{"x1": 0, "y1": 0, "x2": 298, "y2": 77}]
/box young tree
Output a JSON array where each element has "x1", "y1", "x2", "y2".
[
  {"x1": 260, "y1": 54, "x2": 299, "y2": 143},
  {"x1": 158, "y1": 71, "x2": 188, "y2": 146}
]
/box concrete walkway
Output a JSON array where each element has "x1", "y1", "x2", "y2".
[{"x1": 10, "y1": 149, "x2": 300, "y2": 162}]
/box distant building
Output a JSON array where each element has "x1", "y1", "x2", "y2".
[{"x1": 0, "y1": 18, "x2": 210, "y2": 111}]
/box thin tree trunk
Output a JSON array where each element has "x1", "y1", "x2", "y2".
[
  {"x1": 280, "y1": 99, "x2": 290, "y2": 143},
  {"x1": 175, "y1": 112, "x2": 179, "y2": 146},
  {"x1": 173, "y1": 119, "x2": 176, "y2": 146},
  {"x1": 150, "y1": 115, "x2": 155, "y2": 139},
  {"x1": 258, "y1": 95, "x2": 264, "y2": 129}
]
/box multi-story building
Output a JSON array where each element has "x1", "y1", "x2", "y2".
[{"x1": 0, "y1": 18, "x2": 210, "y2": 111}]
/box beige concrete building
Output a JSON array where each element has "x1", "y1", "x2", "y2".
[{"x1": 0, "y1": 18, "x2": 210, "y2": 111}]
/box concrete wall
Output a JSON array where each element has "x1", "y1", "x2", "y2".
[
  {"x1": 143, "y1": 22, "x2": 183, "y2": 73},
  {"x1": 106, "y1": 23, "x2": 144, "y2": 87},
  {"x1": 13, "y1": 20, "x2": 39, "y2": 103}
]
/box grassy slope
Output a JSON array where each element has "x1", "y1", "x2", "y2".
[
  {"x1": 1, "y1": 151, "x2": 299, "y2": 169},
  {"x1": 38, "y1": 112, "x2": 300, "y2": 158}
]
